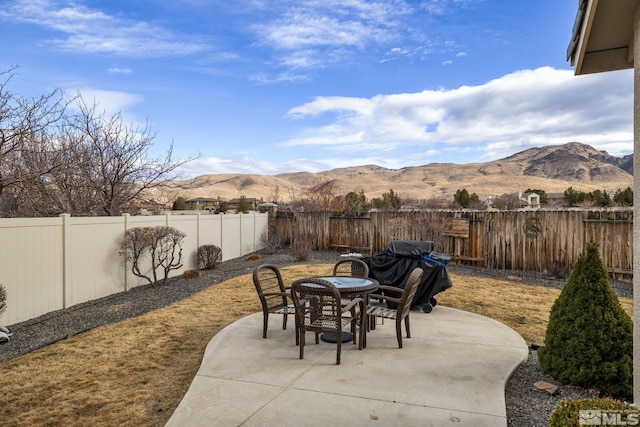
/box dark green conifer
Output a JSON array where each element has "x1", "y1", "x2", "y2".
[{"x1": 538, "y1": 241, "x2": 632, "y2": 399}]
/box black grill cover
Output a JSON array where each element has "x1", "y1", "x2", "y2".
[
  {"x1": 387, "y1": 240, "x2": 434, "y2": 256},
  {"x1": 363, "y1": 241, "x2": 452, "y2": 310}
]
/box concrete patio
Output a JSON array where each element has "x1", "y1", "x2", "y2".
[{"x1": 166, "y1": 305, "x2": 528, "y2": 427}]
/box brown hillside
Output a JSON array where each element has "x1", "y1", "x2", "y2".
[{"x1": 169, "y1": 142, "x2": 633, "y2": 204}]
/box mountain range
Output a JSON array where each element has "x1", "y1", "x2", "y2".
[{"x1": 176, "y1": 142, "x2": 634, "y2": 203}]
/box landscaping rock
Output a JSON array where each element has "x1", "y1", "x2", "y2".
[{"x1": 534, "y1": 380, "x2": 559, "y2": 395}]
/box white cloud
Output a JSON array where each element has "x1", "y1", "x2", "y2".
[
  {"x1": 282, "y1": 67, "x2": 634, "y2": 163},
  {"x1": 251, "y1": 0, "x2": 414, "y2": 72},
  {"x1": 250, "y1": 70, "x2": 312, "y2": 84},
  {"x1": 181, "y1": 155, "x2": 328, "y2": 176},
  {"x1": 240, "y1": 0, "x2": 487, "y2": 83},
  {"x1": 420, "y1": 0, "x2": 480, "y2": 15},
  {"x1": 262, "y1": 15, "x2": 373, "y2": 50},
  {"x1": 108, "y1": 67, "x2": 132, "y2": 74},
  {"x1": 2, "y1": 0, "x2": 208, "y2": 57},
  {"x1": 67, "y1": 87, "x2": 143, "y2": 118}
]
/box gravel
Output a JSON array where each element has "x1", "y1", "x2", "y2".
[
  {"x1": 505, "y1": 347, "x2": 599, "y2": 426},
  {"x1": 0, "y1": 249, "x2": 628, "y2": 426}
]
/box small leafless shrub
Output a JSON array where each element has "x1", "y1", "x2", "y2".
[
  {"x1": 183, "y1": 269, "x2": 200, "y2": 279},
  {"x1": 408, "y1": 212, "x2": 450, "y2": 252},
  {"x1": 259, "y1": 231, "x2": 282, "y2": 254},
  {"x1": 575, "y1": 199, "x2": 597, "y2": 208},
  {"x1": 291, "y1": 233, "x2": 313, "y2": 261},
  {"x1": 120, "y1": 226, "x2": 186, "y2": 285},
  {"x1": 0, "y1": 284, "x2": 6, "y2": 319},
  {"x1": 491, "y1": 193, "x2": 521, "y2": 210},
  {"x1": 197, "y1": 244, "x2": 222, "y2": 270},
  {"x1": 547, "y1": 262, "x2": 572, "y2": 280}
]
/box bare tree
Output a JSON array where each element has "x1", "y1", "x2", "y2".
[
  {"x1": 0, "y1": 67, "x2": 70, "y2": 215},
  {"x1": 11, "y1": 130, "x2": 102, "y2": 216},
  {"x1": 289, "y1": 177, "x2": 340, "y2": 211},
  {"x1": 270, "y1": 184, "x2": 281, "y2": 204},
  {"x1": 491, "y1": 193, "x2": 521, "y2": 210},
  {"x1": 47, "y1": 96, "x2": 196, "y2": 216},
  {"x1": 0, "y1": 70, "x2": 204, "y2": 217},
  {"x1": 311, "y1": 178, "x2": 340, "y2": 210}
]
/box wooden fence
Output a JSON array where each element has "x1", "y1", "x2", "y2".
[{"x1": 274, "y1": 209, "x2": 633, "y2": 280}]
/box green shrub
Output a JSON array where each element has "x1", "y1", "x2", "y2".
[
  {"x1": 549, "y1": 397, "x2": 634, "y2": 427},
  {"x1": 538, "y1": 242, "x2": 632, "y2": 399}
]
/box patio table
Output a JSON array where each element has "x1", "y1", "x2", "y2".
[{"x1": 295, "y1": 276, "x2": 378, "y2": 343}]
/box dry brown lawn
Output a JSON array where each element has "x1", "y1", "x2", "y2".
[{"x1": 0, "y1": 264, "x2": 633, "y2": 426}]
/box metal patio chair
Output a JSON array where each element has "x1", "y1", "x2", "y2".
[
  {"x1": 366, "y1": 267, "x2": 423, "y2": 348},
  {"x1": 290, "y1": 277, "x2": 365, "y2": 365},
  {"x1": 252, "y1": 264, "x2": 296, "y2": 340}
]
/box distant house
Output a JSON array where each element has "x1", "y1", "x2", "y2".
[
  {"x1": 482, "y1": 196, "x2": 494, "y2": 210},
  {"x1": 227, "y1": 197, "x2": 259, "y2": 212},
  {"x1": 257, "y1": 202, "x2": 278, "y2": 213},
  {"x1": 184, "y1": 197, "x2": 219, "y2": 211},
  {"x1": 484, "y1": 191, "x2": 542, "y2": 210},
  {"x1": 519, "y1": 191, "x2": 540, "y2": 209},
  {"x1": 130, "y1": 199, "x2": 171, "y2": 215}
]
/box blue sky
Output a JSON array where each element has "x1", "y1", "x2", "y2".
[{"x1": 0, "y1": 0, "x2": 633, "y2": 177}]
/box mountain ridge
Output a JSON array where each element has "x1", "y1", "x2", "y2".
[{"x1": 175, "y1": 142, "x2": 633, "y2": 203}]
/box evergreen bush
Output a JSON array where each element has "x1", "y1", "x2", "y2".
[{"x1": 538, "y1": 242, "x2": 633, "y2": 399}]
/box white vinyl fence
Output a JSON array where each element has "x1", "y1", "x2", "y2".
[{"x1": 0, "y1": 211, "x2": 268, "y2": 325}]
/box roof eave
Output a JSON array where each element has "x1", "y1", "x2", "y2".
[{"x1": 567, "y1": 0, "x2": 635, "y2": 75}]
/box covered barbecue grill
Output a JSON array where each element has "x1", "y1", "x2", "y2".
[{"x1": 362, "y1": 240, "x2": 452, "y2": 313}]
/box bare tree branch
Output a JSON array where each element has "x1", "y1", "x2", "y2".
[
  {"x1": 0, "y1": 66, "x2": 70, "y2": 214},
  {"x1": 0, "y1": 70, "x2": 204, "y2": 217}
]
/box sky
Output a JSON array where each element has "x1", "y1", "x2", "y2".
[{"x1": 0, "y1": 0, "x2": 634, "y2": 177}]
